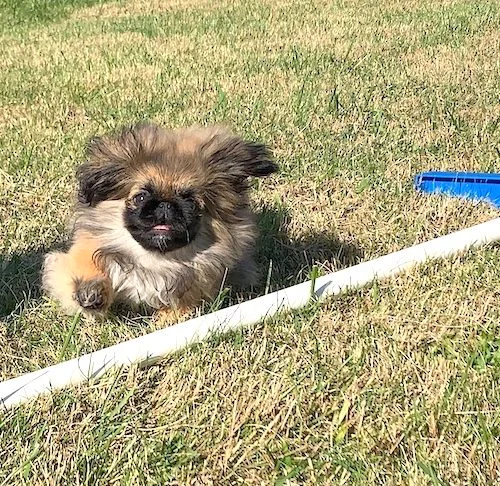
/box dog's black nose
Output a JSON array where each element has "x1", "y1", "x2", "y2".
[
  {"x1": 157, "y1": 201, "x2": 174, "y2": 220},
  {"x1": 158, "y1": 201, "x2": 172, "y2": 211}
]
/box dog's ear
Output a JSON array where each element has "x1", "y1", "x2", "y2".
[
  {"x1": 200, "y1": 131, "x2": 277, "y2": 222},
  {"x1": 77, "y1": 123, "x2": 162, "y2": 206},
  {"x1": 76, "y1": 136, "x2": 130, "y2": 206},
  {"x1": 205, "y1": 134, "x2": 278, "y2": 188}
]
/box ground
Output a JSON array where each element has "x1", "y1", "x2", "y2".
[{"x1": 0, "y1": 0, "x2": 499, "y2": 484}]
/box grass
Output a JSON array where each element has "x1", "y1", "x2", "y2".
[{"x1": 0, "y1": 0, "x2": 499, "y2": 483}]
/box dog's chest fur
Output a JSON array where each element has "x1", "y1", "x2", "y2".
[
  {"x1": 107, "y1": 257, "x2": 187, "y2": 309},
  {"x1": 99, "y1": 226, "x2": 208, "y2": 309}
]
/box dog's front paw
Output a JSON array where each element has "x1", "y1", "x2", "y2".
[{"x1": 73, "y1": 278, "x2": 113, "y2": 313}]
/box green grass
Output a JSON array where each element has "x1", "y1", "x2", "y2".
[
  {"x1": 0, "y1": 0, "x2": 107, "y2": 28},
  {"x1": 0, "y1": 0, "x2": 500, "y2": 483}
]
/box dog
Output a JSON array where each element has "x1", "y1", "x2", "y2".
[{"x1": 42, "y1": 122, "x2": 277, "y2": 318}]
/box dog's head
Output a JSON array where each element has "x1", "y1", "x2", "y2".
[{"x1": 77, "y1": 123, "x2": 277, "y2": 253}]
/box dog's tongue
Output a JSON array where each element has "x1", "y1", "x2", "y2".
[{"x1": 153, "y1": 224, "x2": 173, "y2": 231}]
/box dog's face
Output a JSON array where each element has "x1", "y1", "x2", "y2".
[
  {"x1": 124, "y1": 183, "x2": 202, "y2": 252},
  {"x1": 76, "y1": 123, "x2": 277, "y2": 253}
]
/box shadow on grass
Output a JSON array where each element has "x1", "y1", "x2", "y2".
[
  {"x1": 0, "y1": 204, "x2": 364, "y2": 320},
  {"x1": 255, "y1": 204, "x2": 364, "y2": 292},
  {"x1": 0, "y1": 240, "x2": 67, "y2": 320},
  {"x1": 0, "y1": 0, "x2": 112, "y2": 29}
]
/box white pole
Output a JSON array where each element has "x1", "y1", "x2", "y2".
[{"x1": 1, "y1": 217, "x2": 499, "y2": 409}]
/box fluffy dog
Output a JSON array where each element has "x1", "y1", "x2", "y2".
[{"x1": 42, "y1": 123, "x2": 277, "y2": 317}]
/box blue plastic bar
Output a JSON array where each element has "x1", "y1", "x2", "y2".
[{"x1": 414, "y1": 171, "x2": 500, "y2": 208}]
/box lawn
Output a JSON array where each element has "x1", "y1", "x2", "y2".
[{"x1": 0, "y1": 0, "x2": 499, "y2": 483}]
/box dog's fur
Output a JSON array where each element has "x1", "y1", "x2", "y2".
[{"x1": 42, "y1": 123, "x2": 277, "y2": 316}]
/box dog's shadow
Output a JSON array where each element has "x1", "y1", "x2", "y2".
[
  {"x1": 0, "y1": 241, "x2": 63, "y2": 321},
  {"x1": 0, "y1": 205, "x2": 364, "y2": 321},
  {"x1": 254, "y1": 205, "x2": 363, "y2": 292}
]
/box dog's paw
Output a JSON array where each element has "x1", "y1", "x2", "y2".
[{"x1": 73, "y1": 278, "x2": 112, "y2": 312}]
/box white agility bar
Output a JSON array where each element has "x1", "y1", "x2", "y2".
[{"x1": 1, "y1": 217, "x2": 499, "y2": 409}]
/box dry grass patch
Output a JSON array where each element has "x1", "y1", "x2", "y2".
[
  {"x1": 70, "y1": 0, "x2": 225, "y2": 21},
  {"x1": 403, "y1": 28, "x2": 500, "y2": 86}
]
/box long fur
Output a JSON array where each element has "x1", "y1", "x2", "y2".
[{"x1": 42, "y1": 123, "x2": 277, "y2": 315}]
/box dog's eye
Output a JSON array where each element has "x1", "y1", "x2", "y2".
[{"x1": 133, "y1": 190, "x2": 150, "y2": 205}]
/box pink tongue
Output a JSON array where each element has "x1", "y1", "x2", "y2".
[{"x1": 153, "y1": 224, "x2": 172, "y2": 231}]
